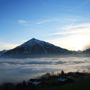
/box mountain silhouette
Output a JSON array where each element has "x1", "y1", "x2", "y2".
[
  {"x1": 0, "y1": 50, "x2": 7, "y2": 56},
  {"x1": 1, "y1": 38, "x2": 71, "y2": 58}
]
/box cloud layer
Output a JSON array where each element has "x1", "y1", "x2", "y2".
[{"x1": 0, "y1": 57, "x2": 90, "y2": 83}]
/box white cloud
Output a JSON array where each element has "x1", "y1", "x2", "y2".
[
  {"x1": 17, "y1": 19, "x2": 32, "y2": 26},
  {"x1": 36, "y1": 19, "x2": 52, "y2": 24},
  {"x1": 50, "y1": 23, "x2": 90, "y2": 51},
  {"x1": 0, "y1": 42, "x2": 18, "y2": 50},
  {"x1": 36, "y1": 17, "x2": 77, "y2": 25},
  {"x1": 18, "y1": 19, "x2": 50, "y2": 25},
  {"x1": 53, "y1": 23, "x2": 90, "y2": 35},
  {"x1": 18, "y1": 19, "x2": 28, "y2": 24}
]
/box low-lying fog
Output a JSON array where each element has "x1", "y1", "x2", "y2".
[{"x1": 0, "y1": 56, "x2": 90, "y2": 83}]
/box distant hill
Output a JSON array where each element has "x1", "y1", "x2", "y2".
[{"x1": 0, "y1": 38, "x2": 71, "y2": 58}]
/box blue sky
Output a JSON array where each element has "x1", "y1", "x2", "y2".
[{"x1": 0, "y1": 0, "x2": 90, "y2": 51}]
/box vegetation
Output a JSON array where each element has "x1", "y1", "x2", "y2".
[{"x1": 0, "y1": 71, "x2": 90, "y2": 90}]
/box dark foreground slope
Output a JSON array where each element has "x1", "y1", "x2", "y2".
[
  {"x1": 83, "y1": 48, "x2": 90, "y2": 56},
  {"x1": 1, "y1": 38, "x2": 71, "y2": 58},
  {"x1": 0, "y1": 72, "x2": 90, "y2": 90}
]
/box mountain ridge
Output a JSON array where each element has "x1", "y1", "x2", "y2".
[{"x1": 0, "y1": 38, "x2": 72, "y2": 58}]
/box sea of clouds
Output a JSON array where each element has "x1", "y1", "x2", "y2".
[{"x1": 0, "y1": 56, "x2": 90, "y2": 83}]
